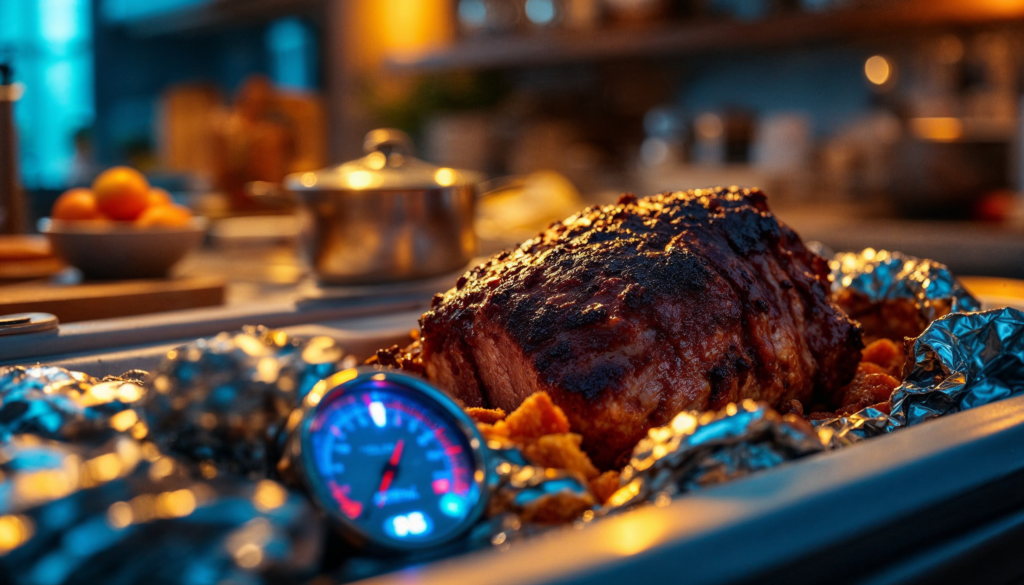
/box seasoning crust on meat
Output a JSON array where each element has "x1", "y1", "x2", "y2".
[{"x1": 419, "y1": 187, "x2": 863, "y2": 468}]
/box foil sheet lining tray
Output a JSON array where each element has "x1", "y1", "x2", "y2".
[
  {"x1": 1, "y1": 247, "x2": 1023, "y2": 585},
  {"x1": 0, "y1": 326, "x2": 352, "y2": 584},
  {"x1": 596, "y1": 306, "x2": 1024, "y2": 519}
]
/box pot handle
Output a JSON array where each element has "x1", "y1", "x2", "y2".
[
  {"x1": 363, "y1": 128, "x2": 414, "y2": 157},
  {"x1": 476, "y1": 176, "x2": 524, "y2": 200}
]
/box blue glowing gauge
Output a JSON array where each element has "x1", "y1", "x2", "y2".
[{"x1": 295, "y1": 369, "x2": 488, "y2": 551}]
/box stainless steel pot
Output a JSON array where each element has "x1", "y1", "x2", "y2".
[{"x1": 284, "y1": 129, "x2": 484, "y2": 286}]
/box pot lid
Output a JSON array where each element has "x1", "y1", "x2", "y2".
[{"x1": 284, "y1": 128, "x2": 483, "y2": 192}]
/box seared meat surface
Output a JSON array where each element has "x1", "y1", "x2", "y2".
[{"x1": 419, "y1": 187, "x2": 862, "y2": 468}]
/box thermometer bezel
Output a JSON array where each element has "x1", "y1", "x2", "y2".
[{"x1": 296, "y1": 368, "x2": 490, "y2": 553}]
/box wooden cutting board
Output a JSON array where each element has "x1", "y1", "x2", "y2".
[{"x1": 0, "y1": 276, "x2": 226, "y2": 323}]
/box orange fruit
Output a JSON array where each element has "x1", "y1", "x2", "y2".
[
  {"x1": 135, "y1": 204, "x2": 193, "y2": 228},
  {"x1": 52, "y1": 188, "x2": 103, "y2": 221},
  {"x1": 92, "y1": 166, "x2": 150, "y2": 221},
  {"x1": 147, "y1": 187, "x2": 173, "y2": 208}
]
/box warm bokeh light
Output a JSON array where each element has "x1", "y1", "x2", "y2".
[
  {"x1": 256, "y1": 357, "x2": 281, "y2": 383},
  {"x1": 910, "y1": 117, "x2": 964, "y2": 142},
  {"x1": 226, "y1": 518, "x2": 273, "y2": 570},
  {"x1": 306, "y1": 369, "x2": 359, "y2": 407},
  {"x1": 434, "y1": 168, "x2": 457, "y2": 187},
  {"x1": 234, "y1": 542, "x2": 264, "y2": 569},
  {"x1": 343, "y1": 0, "x2": 454, "y2": 68},
  {"x1": 972, "y1": 0, "x2": 1024, "y2": 17},
  {"x1": 301, "y1": 336, "x2": 343, "y2": 365},
  {"x1": 86, "y1": 453, "x2": 124, "y2": 483},
  {"x1": 600, "y1": 511, "x2": 671, "y2": 557},
  {"x1": 347, "y1": 170, "x2": 374, "y2": 190},
  {"x1": 152, "y1": 375, "x2": 171, "y2": 394},
  {"x1": 156, "y1": 489, "x2": 197, "y2": 518},
  {"x1": 366, "y1": 151, "x2": 387, "y2": 170},
  {"x1": 81, "y1": 381, "x2": 145, "y2": 407},
  {"x1": 200, "y1": 461, "x2": 219, "y2": 479},
  {"x1": 107, "y1": 501, "x2": 134, "y2": 529},
  {"x1": 131, "y1": 420, "x2": 150, "y2": 440},
  {"x1": 606, "y1": 479, "x2": 642, "y2": 508},
  {"x1": 235, "y1": 333, "x2": 269, "y2": 357},
  {"x1": 109, "y1": 409, "x2": 139, "y2": 432},
  {"x1": 864, "y1": 55, "x2": 893, "y2": 86},
  {"x1": 0, "y1": 515, "x2": 34, "y2": 553},
  {"x1": 148, "y1": 456, "x2": 176, "y2": 481},
  {"x1": 253, "y1": 480, "x2": 288, "y2": 512}
]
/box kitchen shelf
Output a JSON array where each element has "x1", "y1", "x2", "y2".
[
  {"x1": 116, "y1": 0, "x2": 323, "y2": 38},
  {"x1": 387, "y1": 0, "x2": 1024, "y2": 73}
]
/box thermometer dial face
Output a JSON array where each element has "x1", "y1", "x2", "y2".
[{"x1": 300, "y1": 371, "x2": 487, "y2": 551}]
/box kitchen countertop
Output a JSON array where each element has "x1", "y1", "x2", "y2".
[
  {"x1": 6, "y1": 204, "x2": 1024, "y2": 330},
  {"x1": 775, "y1": 204, "x2": 1024, "y2": 279}
]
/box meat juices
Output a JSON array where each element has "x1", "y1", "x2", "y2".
[{"x1": 419, "y1": 187, "x2": 863, "y2": 469}]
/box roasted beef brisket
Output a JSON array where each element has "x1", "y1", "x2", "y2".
[{"x1": 417, "y1": 187, "x2": 863, "y2": 468}]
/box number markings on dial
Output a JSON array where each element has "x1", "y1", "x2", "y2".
[{"x1": 308, "y1": 385, "x2": 480, "y2": 546}]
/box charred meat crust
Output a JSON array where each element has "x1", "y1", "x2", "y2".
[{"x1": 419, "y1": 187, "x2": 863, "y2": 468}]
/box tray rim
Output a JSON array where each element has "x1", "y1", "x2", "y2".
[{"x1": 364, "y1": 394, "x2": 1024, "y2": 585}]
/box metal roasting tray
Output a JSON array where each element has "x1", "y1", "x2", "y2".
[
  {"x1": 8, "y1": 289, "x2": 1024, "y2": 584},
  {"x1": 362, "y1": 394, "x2": 1024, "y2": 585}
]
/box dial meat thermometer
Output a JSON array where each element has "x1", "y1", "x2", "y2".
[{"x1": 283, "y1": 368, "x2": 489, "y2": 552}]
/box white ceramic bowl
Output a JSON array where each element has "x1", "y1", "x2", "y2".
[{"x1": 40, "y1": 217, "x2": 208, "y2": 279}]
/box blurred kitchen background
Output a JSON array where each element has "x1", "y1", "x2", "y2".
[{"x1": 5, "y1": 0, "x2": 1024, "y2": 281}]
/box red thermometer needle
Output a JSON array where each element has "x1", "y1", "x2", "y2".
[{"x1": 375, "y1": 439, "x2": 404, "y2": 507}]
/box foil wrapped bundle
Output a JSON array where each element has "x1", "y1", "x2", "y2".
[
  {"x1": 892, "y1": 307, "x2": 1024, "y2": 425},
  {"x1": 0, "y1": 434, "x2": 323, "y2": 585},
  {"x1": 0, "y1": 366, "x2": 146, "y2": 444},
  {"x1": 142, "y1": 325, "x2": 351, "y2": 477},
  {"x1": 471, "y1": 441, "x2": 596, "y2": 548},
  {"x1": 830, "y1": 248, "x2": 980, "y2": 340},
  {"x1": 484, "y1": 442, "x2": 595, "y2": 524},
  {"x1": 602, "y1": 401, "x2": 827, "y2": 512},
  {"x1": 821, "y1": 307, "x2": 1024, "y2": 441}
]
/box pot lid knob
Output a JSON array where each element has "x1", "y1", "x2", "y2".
[{"x1": 363, "y1": 128, "x2": 413, "y2": 157}]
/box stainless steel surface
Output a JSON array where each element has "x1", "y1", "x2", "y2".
[
  {"x1": 285, "y1": 129, "x2": 484, "y2": 193},
  {"x1": 778, "y1": 208, "x2": 1024, "y2": 280},
  {"x1": 0, "y1": 298, "x2": 425, "y2": 365},
  {"x1": 0, "y1": 312, "x2": 58, "y2": 336},
  {"x1": 0, "y1": 314, "x2": 30, "y2": 326},
  {"x1": 0, "y1": 63, "x2": 26, "y2": 234},
  {"x1": 15, "y1": 314, "x2": 420, "y2": 378},
  {"x1": 285, "y1": 129, "x2": 482, "y2": 285}
]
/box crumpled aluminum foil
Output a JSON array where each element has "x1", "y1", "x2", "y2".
[
  {"x1": 820, "y1": 307, "x2": 1024, "y2": 441},
  {"x1": 470, "y1": 441, "x2": 596, "y2": 548},
  {"x1": 0, "y1": 366, "x2": 147, "y2": 444},
  {"x1": 603, "y1": 306, "x2": 1024, "y2": 514},
  {"x1": 10, "y1": 303, "x2": 1024, "y2": 567},
  {"x1": 602, "y1": 401, "x2": 827, "y2": 512},
  {"x1": 0, "y1": 434, "x2": 323, "y2": 585},
  {"x1": 484, "y1": 442, "x2": 595, "y2": 521},
  {"x1": 141, "y1": 325, "x2": 353, "y2": 478},
  {"x1": 830, "y1": 248, "x2": 980, "y2": 322}
]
